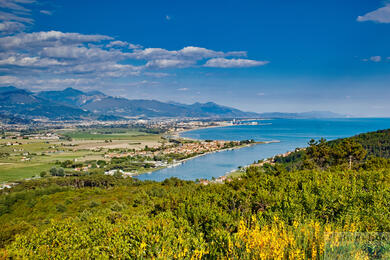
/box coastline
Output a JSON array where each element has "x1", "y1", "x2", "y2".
[
  {"x1": 136, "y1": 140, "x2": 279, "y2": 178},
  {"x1": 208, "y1": 144, "x2": 297, "y2": 185},
  {"x1": 170, "y1": 123, "x2": 233, "y2": 141}
]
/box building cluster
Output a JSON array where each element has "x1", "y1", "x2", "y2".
[
  {"x1": 105, "y1": 140, "x2": 238, "y2": 159},
  {"x1": 2, "y1": 133, "x2": 60, "y2": 140}
]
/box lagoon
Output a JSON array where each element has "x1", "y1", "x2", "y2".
[{"x1": 137, "y1": 118, "x2": 390, "y2": 181}]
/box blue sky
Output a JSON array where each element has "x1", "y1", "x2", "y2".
[{"x1": 1, "y1": 0, "x2": 390, "y2": 116}]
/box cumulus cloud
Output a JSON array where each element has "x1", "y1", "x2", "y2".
[
  {"x1": 0, "y1": 0, "x2": 272, "y2": 95},
  {"x1": 204, "y1": 58, "x2": 269, "y2": 68},
  {"x1": 129, "y1": 46, "x2": 244, "y2": 61},
  {"x1": 0, "y1": 29, "x2": 267, "y2": 85},
  {"x1": 357, "y1": 4, "x2": 390, "y2": 23},
  {"x1": 0, "y1": 75, "x2": 101, "y2": 90},
  {"x1": 0, "y1": 21, "x2": 25, "y2": 34},
  {"x1": 145, "y1": 59, "x2": 195, "y2": 69},
  {"x1": 106, "y1": 40, "x2": 129, "y2": 48},
  {"x1": 0, "y1": 30, "x2": 112, "y2": 50},
  {"x1": 106, "y1": 40, "x2": 143, "y2": 49},
  {"x1": 0, "y1": 55, "x2": 65, "y2": 67},
  {"x1": 0, "y1": 1, "x2": 267, "y2": 90},
  {"x1": 40, "y1": 45, "x2": 126, "y2": 62}
]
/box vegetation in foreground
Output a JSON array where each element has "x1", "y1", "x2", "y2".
[{"x1": 0, "y1": 129, "x2": 390, "y2": 258}]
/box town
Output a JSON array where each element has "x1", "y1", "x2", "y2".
[{"x1": 0, "y1": 119, "x2": 260, "y2": 185}]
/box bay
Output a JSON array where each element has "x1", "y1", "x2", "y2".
[{"x1": 136, "y1": 118, "x2": 390, "y2": 181}]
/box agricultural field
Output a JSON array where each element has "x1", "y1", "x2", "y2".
[
  {"x1": 0, "y1": 128, "x2": 165, "y2": 183},
  {"x1": 59, "y1": 128, "x2": 154, "y2": 140}
]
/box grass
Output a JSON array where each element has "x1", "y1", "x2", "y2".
[
  {"x1": 0, "y1": 129, "x2": 164, "y2": 183},
  {"x1": 0, "y1": 163, "x2": 54, "y2": 182},
  {"x1": 61, "y1": 130, "x2": 152, "y2": 140},
  {"x1": 0, "y1": 150, "x2": 96, "y2": 183},
  {"x1": 226, "y1": 169, "x2": 246, "y2": 178}
]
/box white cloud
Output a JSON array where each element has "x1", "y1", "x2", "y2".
[
  {"x1": 362, "y1": 56, "x2": 382, "y2": 62},
  {"x1": 143, "y1": 72, "x2": 171, "y2": 77},
  {"x1": 0, "y1": 21, "x2": 25, "y2": 34},
  {"x1": 0, "y1": 10, "x2": 33, "y2": 23},
  {"x1": 177, "y1": 88, "x2": 188, "y2": 91},
  {"x1": 128, "y1": 43, "x2": 142, "y2": 49},
  {"x1": 0, "y1": 30, "x2": 112, "y2": 50},
  {"x1": 106, "y1": 40, "x2": 129, "y2": 48},
  {"x1": 357, "y1": 4, "x2": 390, "y2": 23},
  {"x1": 256, "y1": 92, "x2": 265, "y2": 96},
  {"x1": 106, "y1": 40, "x2": 143, "y2": 49},
  {"x1": 0, "y1": 75, "x2": 20, "y2": 85},
  {"x1": 145, "y1": 59, "x2": 195, "y2": 69},
  {"x1": 40, "y1": 45, "x2": 126, "y2": 62},
  {"x1": 0, "y1": 0, "x2": 35, "y2": 12},
  {"x1": 204, "y1": 58, "x2": 269, "y2": 68},
  {"x1": 370, "y1": 56, "x2": 382, "y2": 62},
  {"x1": 0, "y1": 0, "x2": 267, "y2": 90},
  {"x1": 40, "y1": 10, "x2": 52, "y2": 15},
  {"x1": 0, "y1": 55, "x2": 65, "y2": 67},
  {"x1": 0, "y1": 0, "x2": 36, "y2": 27}
]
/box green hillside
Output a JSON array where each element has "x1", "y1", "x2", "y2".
[{"x1": 1, "y1": 130, "x2": 390, "y2": 259}]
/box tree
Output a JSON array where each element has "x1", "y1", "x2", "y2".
[
  {"x1": 49, "y1": 167, "x2": 65, "y2": 176},
  {"x1": 305, "y1": 138, "x2": 331, "y2": 169},
  {"x1": 333, "y1": 139, "x2": 367, "y2": 169},
  {"x1": 57, "y1": 168, "x2": 65, "y2": 177},
  {"x1": 49, "y1": 167, "x2": 58, "y2": 176}
]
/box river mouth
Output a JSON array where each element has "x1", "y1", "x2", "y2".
[{"x1": 136, "y1": 118, "x2": 390, "y2": 181}]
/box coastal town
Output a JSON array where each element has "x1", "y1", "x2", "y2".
[{"x1": 0, "y1": 118, "x2": 267, "y2": 187}]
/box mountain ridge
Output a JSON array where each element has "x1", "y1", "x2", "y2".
[{"x1": 0, "y1": 86, "x2": 346, "y2": 123}]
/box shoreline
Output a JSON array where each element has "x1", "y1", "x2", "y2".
[
  {"x1": 136, "y1": 140, "x2": 279, "y2": 177},
  {"x1": 170, "y1": 123, "x2": 233, "y2": 141},
  {"x1": 209, "y1": 144, "x2": 299, "y2": 185},
  {"x1": 1, "y1": 122, "x2": 279, "y2": 186}
]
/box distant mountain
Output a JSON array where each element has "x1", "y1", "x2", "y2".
[
  {"x1": 36, "y1": 87, "x2": 262, "y2": 118},
  {"x1": 0, "y1": 86, "x2": 347, "y2": 123},
  {"x1": 0, "y1": 112, "x2": 31, "y2": 124},
  {"x1": 183, "y1": 102, "x2": 260, "y2": 118},
  {"x1": 259, "y1": 111, "x2": 346, "y2": 119},
  {"x1": 0, "y1": 86, "x2": 91, "y2": 121},
  {"x1": 37, "y1": 87, "x2": 107, "y2": 107}
]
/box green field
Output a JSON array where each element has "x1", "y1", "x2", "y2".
[
  {"x1": 61, "y1": 129, "x2": 153, "y2": 140},
  {"x1": 0, "y1": 150, "x2": 97, "y2": 183},
  {"x1": 0, "y1": 128, "x2": 164, "y2": 183}
]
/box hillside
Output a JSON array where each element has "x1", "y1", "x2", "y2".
[
  {"x1": 259, "y1": 111, "x2": 345, "y2": 119},
  {"x1": 274, "y1": 128, "x2": 390, "y2": 170},
  {"x1": 1, "y1": 129, "x2": 390, "y2": 258},
  {"x1": 36, "y1": 87, "x2": 107, "y2": 107},
  {"x1": 39, "y1": 88, "x2": 263, "y2": 118},
  {"x1": 0, "y1": 86, "x2": 347, "y2": 122},
  {"x1": 0, "y1": 87, "x2": 91, "y2": 121}
]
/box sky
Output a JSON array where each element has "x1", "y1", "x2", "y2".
[{"x1": 0, "y1": 0, "x2": 390, "y2": 116}]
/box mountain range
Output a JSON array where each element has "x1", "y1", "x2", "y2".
[{"x1": 0, "y1": 86, "x2": 346, "y2": 123}]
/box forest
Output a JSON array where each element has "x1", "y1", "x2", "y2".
[{"x1": 1, "y1": 129, "x2": 390, "y2": 259}]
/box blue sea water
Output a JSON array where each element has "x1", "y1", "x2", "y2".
[{"x1": 137, "y1": 118, "x2": 390, "y2": 181}]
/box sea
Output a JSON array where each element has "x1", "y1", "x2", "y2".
[{"x1": 136, "y1": 118, "x2": 390, "y2": 181}]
